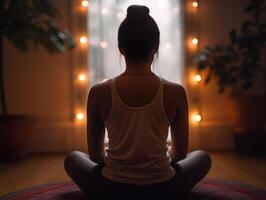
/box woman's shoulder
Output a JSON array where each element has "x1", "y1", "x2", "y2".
[
  {"x1": 88, "y1": 78, "x2": 112, "y2": 100},
  {"x1": 90, "y1": 78, "x2": 112, "y2": 90},
  {"x1": 160, "y1": 78, "x2": 187, "y2": 123},
  {"x1": 161, "y1": 78, "x2": 187, "y2": 97}
]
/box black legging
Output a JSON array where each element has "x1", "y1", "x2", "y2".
[{"x1": 64, "y1": 150, "x2": 211, "y2": 200}]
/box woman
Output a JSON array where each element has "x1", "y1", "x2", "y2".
[{"x1": 64, "y1": 5, "x2": 211, "y2": 200}]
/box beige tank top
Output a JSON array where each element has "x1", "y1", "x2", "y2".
[{"x1": 102, "y1": 76, "x2": 176, "y2": 185}]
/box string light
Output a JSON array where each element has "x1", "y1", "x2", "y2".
[
  {"x1": 78, "y1": 73, "x2": 87, "y2": 82},
  {"x1": 80, "y1": 36, "x2": 88, "y2": 44},
  {"x1": 193, "y1": 74, "x2": 202, "y2": 82},
  {"x1": 81, "y1": 0, "x2": 89, "y2": 8},
  {"x1": 76, "y1": 112, "x2": 85, "y2": 121},
  {"x1": 76, "y1": 3, "x2": 88, "y2": 124},
  {"x1": 191, "y1": 38, "x2": 199, "y2": 45},
  {"x1": 192, "y1": 113, "x2": 202, "y2": 122},
  {"x1": 188, "y1": 1, "x2": 201, "y2": 125},
  {"x1": 100, "y1": 41, "x2": 108, "y2": 48},
  {"x1": 192, "y1": 1, "x2": 198, "y2": 8}
]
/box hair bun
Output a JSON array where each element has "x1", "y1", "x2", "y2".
[{"x1": 127, "y1": 5, "x2": 149, "y2": 21}]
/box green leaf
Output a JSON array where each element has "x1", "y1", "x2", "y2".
[
  {"x1": 229, "y1": 29, "x2": 237, "y2": 45},
  {"x1": 218, "y1": 85, "x2": 225, "y2": 94},
  {"x1": 2, "y1": 0, "x2": 75, "y2": 53},
  {"x1": 198, "y1": 61, "x2": 207, "y2": 70},
  {"x1": 204, "y1": 71, "x2": 212, "y2": 84},
  {"x1": 244, "y1": 5, "x2": 256, "y2": 12}
]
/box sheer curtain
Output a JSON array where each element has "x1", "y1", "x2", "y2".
[
  {"x1": 88, "y1": 0, "x2": 183, "y2": 84},
  {"x1": 88, "y1": 0, "x2": 183, "y2": 142}
]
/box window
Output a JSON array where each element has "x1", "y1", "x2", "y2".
[
  {"x1": 88, "y1": 0, "x2": 183, "y2": 142},
  {"x1": 88, "y1": 0, "x2": 183, "y2": 84}
]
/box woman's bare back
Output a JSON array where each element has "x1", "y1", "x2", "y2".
[{"x1": 91, "y1": 74, "x2": 185, "y2": 125}]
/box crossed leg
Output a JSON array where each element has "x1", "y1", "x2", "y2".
[
  {"x1": 171, "y1": 150, "x2": 212, "y2": 197},
  {"x1": 64, "y1": 151, "x2": 102, "y2": 198},
  {"x1": 64, "y1": 150, "x2": 211, "y2": 199}
]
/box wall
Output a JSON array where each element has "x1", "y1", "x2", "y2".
[
  {"x1": 3, "y1": 0, "x2": 84, "y2": 153},
  {"x1": 195, "y1": 0, "x2": 248, "y2": 150}
]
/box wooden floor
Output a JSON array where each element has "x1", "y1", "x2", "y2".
[{"x1": 0, "y1": 152, "x2": 265, "y2": 196}]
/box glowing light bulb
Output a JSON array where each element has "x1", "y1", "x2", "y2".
[
  {"x1": 80, "y1": 36, "x2": 88, "y2": 44},
  {"x1": 194, "y1": 74, "x2": 202, "y2": 82},
  {"x1": 81, "y1": 0, "x2": 89, "y2": 8},
  {"x1": 100, "y1": 41, "x2": 108, "y2": 48},
  {"x1": 192, "y1": 1, "x2": 198, "y2": 8},
  {"x1": 192, "y1": 38, "x2": 198, "y2": 45},
  {"x1": 78, "y1": 73, "x2": 87, "y2": 82},
  {"x1": 192, "y1": 114, "x2": 202, "y2": 122},
  {"x1": 76, "y1": 112, "x2": 84, "y2": 121},
  {"x1": 101, "y1": 7, "x2": 109, "y2": 15}
]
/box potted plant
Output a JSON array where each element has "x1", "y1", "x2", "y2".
[
  {"x1": 193, "y1": 0, "x2": 266, "y2": 155},
  {"x1": 0, "y1": 0, "x2": 75, "y2": 161}
]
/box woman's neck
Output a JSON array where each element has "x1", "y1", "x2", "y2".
[{"x1": 123, "y1": 61, "x2": 153, "y2": 75}]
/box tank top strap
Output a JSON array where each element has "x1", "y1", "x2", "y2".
[
  {"x1": 110, "y1": 76, "x2": 121, "y2": 106},
  {"x1": 103, "y1": 77, "x2": 118, "y2": 125},
  {"x1": 157, "y1": 76, "x2": 163, "y2": 102},
  {"x1": 158, "y1": 76, "x2": 162, "y2": 92},
  {"x1": 110, "y1": 77, "x2": 115, "y2": 95},
  {"x1": 110, "y1": 77, "x2": 117, "y2": 106},
  {"x1": 157, "y1": 76, "x2": 171, "y2": 125}
]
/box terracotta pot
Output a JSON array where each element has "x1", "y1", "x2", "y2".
[
  {"x1": 225, "y1": 94, "x2": 266, "y2": 132},
  {"x1": 0, "y1": 115, "x2": 37, "y2": 161},
  {"x1": 225, "y1": 94, "x2": 266, "y2": 155}
]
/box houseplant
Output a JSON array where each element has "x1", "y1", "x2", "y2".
[
  {"x1": 193, "y1": 0, "x2": 266, "y2": 155},
  {"x1": 0, "y1": 0, "x2": 75, "y2": 161}
]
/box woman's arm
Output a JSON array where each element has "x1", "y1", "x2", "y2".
[
  {"x1": 87, "y1": 85, "x2": 106, "y2": 166},
  {"x1": 169, "y1": 85, "x2": 189, "y2": 164}
]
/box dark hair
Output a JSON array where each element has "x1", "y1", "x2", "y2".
[{"x1": 118, "y1": 5, "x2": 160, "y2": 63}]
